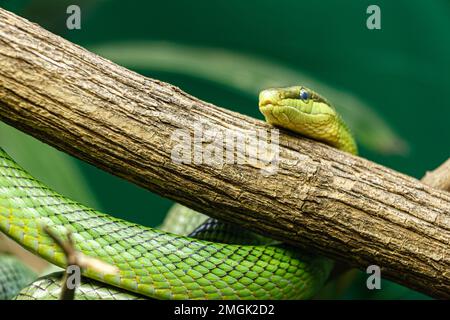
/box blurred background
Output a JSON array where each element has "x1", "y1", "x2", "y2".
[{"x1": 1, "y1": 0, "x2": 449, "y2": 299}]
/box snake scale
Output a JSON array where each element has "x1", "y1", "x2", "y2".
[{"x1": 0, "y1": 86, "x2": 357, "y2": 299}]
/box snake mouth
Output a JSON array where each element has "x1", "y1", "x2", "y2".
[
  {"x1": 260, "y1": 101, "x2": 335, "y2": 118},
  {"x1": 258, "y1": 103, "x2": 276, "y2": 113}
]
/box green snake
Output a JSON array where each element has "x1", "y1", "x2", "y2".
[{"x1": 0, "y1": 86, "x2": 357, "y2": 300}]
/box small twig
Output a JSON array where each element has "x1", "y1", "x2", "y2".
[
  {"x1": 43, "y1": 226, "x2": 118, "y2": 300},
  {"x1": 43, "y1": 226, "x2": 78, "y2": 300},
  {"x1": 0, "y1": 232, "x2": 10, "y2": 252},
  {"x1": 421, "y1": 158, "x2": 450, "y2": 192}
]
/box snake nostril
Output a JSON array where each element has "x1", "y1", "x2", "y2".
[{"x1": 258, "y1": 90, "x2": 279, "y2": 107}]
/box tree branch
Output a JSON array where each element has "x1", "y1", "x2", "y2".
[
  {"x1": 0, "y1": 8, "x2": 448, "y2": 299},
  {"x1": 422, "y1": 158, "x2": 450, "y2": 192}
]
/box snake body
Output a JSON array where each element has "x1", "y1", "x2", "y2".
[
  {"x1": 0, "y1": 86, "x2": 356, "y2": 299},
  {"x1": 0, "y1": 255, "x2": 36, "y2": 299}
]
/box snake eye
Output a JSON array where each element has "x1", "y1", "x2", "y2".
[{"x1": 299, "y1": 89, "x2": 309, "y2": 100}]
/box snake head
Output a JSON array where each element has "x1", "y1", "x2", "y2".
[
  {"x1": 259, "y1": 86, "x2": 336, "y2": 124},
  {"x1": 258, "y1": 86, "x2": 357, "y2": 154}
]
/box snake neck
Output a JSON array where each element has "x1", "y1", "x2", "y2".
[{"x1": 335, "y1": 117, "x2": 358, "y2": 155}]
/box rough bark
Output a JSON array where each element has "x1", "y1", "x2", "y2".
[
  {"x1": 422, "y1": 158, "x2": 450, "y2": 192},
  {"x1": 0, "y1": 8, "x2": 449, "y2": 298}
]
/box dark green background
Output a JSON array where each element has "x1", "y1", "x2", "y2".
[{"x1": 2, "y1": 0, "x2": 448, "y2": 299}]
